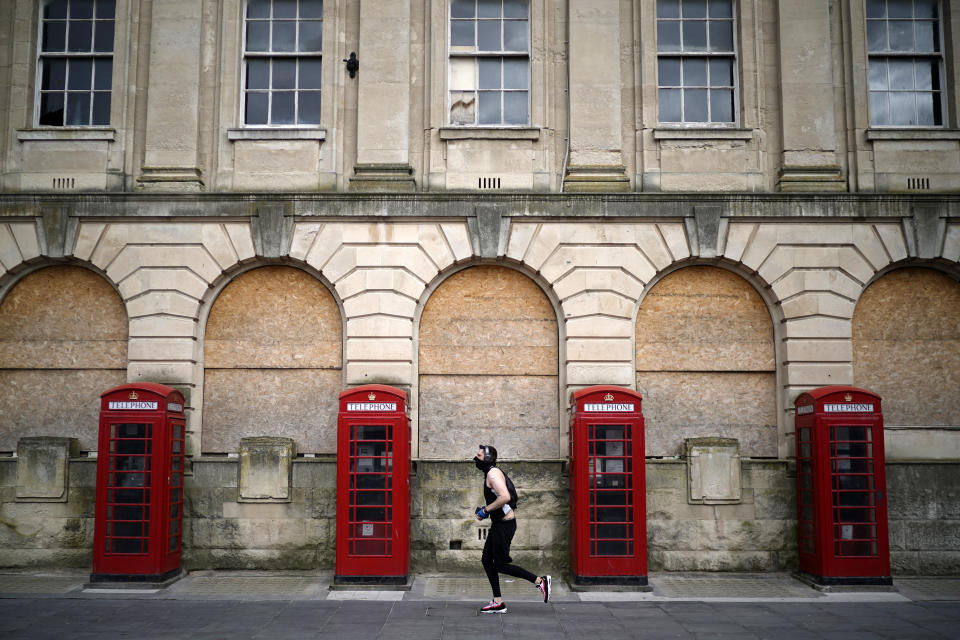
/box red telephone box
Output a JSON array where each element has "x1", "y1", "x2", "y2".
[
  {"x1": 569, "y1": 386, "x2": 648, "y2": 585},
  {"x1": 91, "y1": 383, "x2": 185, "y2": 583},
  {"x1": 795, "y1": 386, "x2": 891, "y2": 585},
  {"x1": 335, "y1": 384, "x2": 410, "y2": 584}
]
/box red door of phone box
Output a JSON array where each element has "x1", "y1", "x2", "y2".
[
  {"x1": 91, "y1": 383, "x2": 185, "y2": 583},
  {"x1": 335, "y1": 384, "x2": 410, "y2": 585},
  {"x1": 569, "y1": 386, "x2": 648, "y2": 585},
  {"x1": 795, "y1": 386, "x2": 891, "y2": 586}
]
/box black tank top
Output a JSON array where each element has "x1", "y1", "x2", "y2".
[{"x1": 483, "y1": 468, "x2": 518, "y2": 522}]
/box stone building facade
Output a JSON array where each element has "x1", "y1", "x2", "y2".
[{"x1": 0, "y1": 0, "x2": 958, "y2": 575}]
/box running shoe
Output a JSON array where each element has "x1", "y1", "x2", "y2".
[
  {"x1": 480, "y1": 600, "x2": 507, "y2": 614},
  {"x1": 537, "y1": 575, "x2": 551, "y2": 603}
]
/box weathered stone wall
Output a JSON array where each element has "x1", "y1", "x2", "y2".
[{"x1": 888, "y1": 463, "x2": 960, "y2": 576}]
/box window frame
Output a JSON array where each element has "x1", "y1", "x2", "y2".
[
  {"x1": 865, "y1": 0, "x2": 947, "y2": 128},
  {"x1": 240, "y1": 0, "x2": 324, "y2": 128},
  {"x1": 34, "y1": 0, "x2": 116, "y2": 128},
  {"x1": 655, "y1": 0, "x2": 740, "y2": 128},
  {"x1": 447, "y1": 0, "x2": 532, "y2": 128}
]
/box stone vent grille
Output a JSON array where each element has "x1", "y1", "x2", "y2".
[
  {"x1": 907, "y1": 177, "x2": 931, "y2": 190},
  {"x1": 478, "y1": 177, "x2": 501, "y2": 189},
  {"x1": 52, "y1": 177, "x2": 76, "y2": 189}
]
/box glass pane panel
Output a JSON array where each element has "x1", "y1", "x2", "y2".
[
  {"x1": 246, "y1": 92, "x2": 268, "y2": 124},
  {"x1": 92, "y1": 92, "x2": 110, "y2": 125},
  {"x1": 685, "y1": 88, "x2": 708, "y2": 121},
  {"x1": 96, "y1": 0, "x2": 116, "y2": 19},
  {"x1": 888, "y1": 1, "x2": 912, "y2": 19},
  {"x1": 870, "y1": 91, "x2": 889, "y2": 125},
  {"x1": 94, "y1": 20, "x2": 114, "y2": 53},
  {"x1": 865, "y1": 0, "x2": 886, "y2": 19},
  {"x1": 503, "y1": 91, "x2": 528, "y2": 124},
  {"x1": 478, "y1": 0, "x2": 501, "y2": 19},
  {"x1": 682, "y1": 21, "x2": 708, "y2": 51},
  {"x1": 659, "y1": 57, "x2": 682, "y2": 86},
  {"x1": 300, "y1": 20, "x2": 323, "y2": 52},
  {"x1": 68, "y1": 60, "x2": 93, "y2": 90},
  {"x1": 659, "y1": 88, "x2": 682, "y2": 122},
  {"x1": 477, "y1": 20, "x2": 501, "y2": 51},
  {"x1": 916, "y1": 91, "x2": 935, "y2": 125},
  {"x1": 503, "y1": 58, "x2": 527, "y2": 89},
  {"x1": 247, "y1": 59, "x2": 269, "y2": 89},
  {"x1": 299, "y1": 58, "x2": 322, "y2": 89},
  {"x1": 45, "y1": 1, "x2": 68, "y2": 20},
  {"x1": 915, "y1": 60, "x2": 935, "y2": 90},
  {"x1": 43, "y1": 21, "x2": 67, "y2": 52},
  {"x1": 889, "y1": 59, "x2": 915, "y2": 89},
  {"x1": 867, "y1": 20, "x2": 888, "y2": 51},
  {"x1": 273, "y1": 59, "x2": 296, "y2": 89},
  {"x1": 275, "y1": 0, "x2": 297, "y2": 19},
  {"x1": 710, "y1": 88, "x2": 733, "y2": 122},
  {"x1": 504, "y1": 0, "x2": 528, "y2": 19},
  {"x1": 66, "y1": 92, "x2": 91, "y2": 125},
  {"x1": 247, "y1": 22, "x2": 270, "y2": 52},
  {"x1": 479, "y1": 58, "x2": 500, "y2": 89},
  {"x1": 683, "y1": 0, "x2": 708, "y2": 18},
  {"x1": 451, "y1": 0, "x2": 474, "y2": 19},
  {"x1": 658, "y1": 21, "x2": 681, "y2": 52},
  {"x1": 40, "y1": 92, "x2": 65, "y2": 126},
  {"x1": 709, "y1": 58, "x2": 733, "y2": 86},
  {"x1": 451, "y1": 21, "x2": 475, "y2": 47},
  {"x1": 657, "y1": 0, "x2": 680, "y2": 19},
  {"x1": 709, "y1": 20, "x2": 733, "y2": 52},
  {"x1": 709, "y1": 0, "x2": 733, "y2": 19},
  {"x1": 68, "y1": 20, "x2": 93, "y2": 52},
  {"x1": 72, "y1": 0, "x2": 94, "y2": 19},
  {"x1": 684, "y1": 58, "x2": 708, "y2": 86},
  {"x1": 94, "y1": 59, "x2": 112, "y2": 90},
  {"x1": 273, "y1": 21, "x2": 296, "y2": 52},
  {"x1": 42, "y1": 59, "x2": 67, "y2": 91},
  {"x1": 301, "y1": 0, "x2": 324, "y2": 19},
  {"x1": 915, "y1": 0, "x2": 938, "y2": 19},
  {"x1": 503, "y1": 21, "x2": 527, "y2": 52},
  {"x1": 869, "y1": 60, "x2": 888, "y2": 90},
  {"x1": 478, "y1": 91, "x2": 500, "y2": 124},
  {"x1": 247, "y1": 0, "x2": 270, "y2": 19},
  {"x1": 888, "y1": 20, "x2": 914, "y2": 51},
  {"x1": 915, "y1": 20, "x2": 935, "y2": 52}
]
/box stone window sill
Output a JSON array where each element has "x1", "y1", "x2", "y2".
[
  {"x1": 227, "y1": 127, "x2": 327, "y2": 141},
  {"x1": 439, "y1": 127, "x2": 540, "y2": 140},
  {"x1": 866, "y1": 128, "x2": 960, "y2": 141},
  {"x1": 654, "y1": 128, "x2": 753, "y2": 140},
  {"x1": 17, "y1": 128, "x2": 116, "y2": 142}
]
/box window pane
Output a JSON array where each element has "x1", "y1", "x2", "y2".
[
  {"x1": 299, "y1": 58, "x2": 322, "y2": 89},
  {"x1": 39, "y1": 92, "x2": 65, "y2": 126},
  {"x1": 889, "y1": 59, "x2": 914, "y2": 89},
  {"x1": 273, "y1": 59, "x2": 296, "y2": 88},
  {"x1": 869, "y1": 60, "x2": 888, "y2": 90},
  {"x1": 299, "y1": 91, "x2": 322, "y2": 124},
  {"x1": 94, "y1": 59, "x2": 112, "y2": 90},
  {"x1": 657, "y1": 0, "x2": 680, "y2": 19},
  {"x1": 45, "y1": 1, "x2": 68, "y2": 19},
  {"x1": 889, "y1": 91, "x2": 916, "y2": 125},
  {"x1": 709, "y1": 20, "x2": 733, "y2": 52},
  {"x1": 66, "y1": 92, "x2": 91, "y2": 125},
  {"x1": 504, "y1": 20, "x2": 528, "y2": 51},
  {"x1": 865, "y1": 0, "x2": 886, "y2": 19},
  {"x1": 867, "y1": 21, "x2": 887, "y2": 51},
  {"x1": 275, "y1": 0, "x2": 297, "y2": 19},
  {"x1": 710, "y1": 88, "x2": 733, "y2": 122},
  {"x1": 887, "y1": 1, "x2": 912, "y2": 19},
  {"x1": 916, "y1": 91, "x2": 935, "y2": 125},
  {"x1": 684, "y1": 58, "x2": 708, "y2": 86},
  {"x1": 682, "y1": 21, "x2": 708, "y2": 51},
  {"x1": 96, "y1": 1, "x2": 116, "y2": 19},
  {"x1": 451, "y1": 0, "x2": 475, "y2": 19},
  {"x1": 247, "y1": 0, "x2": 270, "y2": 19},
  {"x1": 683, "y1": 0, "x2": 708, "y2": 18},
  {"x1": 478, "y1": 90, "x2": 501, "y2": 124},
  {"x1": 94, "y1": 20, "x2": 114, "y2": 53},
  {"x1": 247, "y1": 59, "x2": 270, "y2": 89},
  {"x1": 449, "y1": 57, "x2": 475, "y2": 90},
  {"x1": 300, "y1": 20, "x2": 323, "y2": 52},
  {"x1": 479, "y1": 58, "x2": 500, "y2": 89},
  {"x1": 247, "y1": 22, "x2": 270, "y2": 52},
  {"x1": 477, "y1": 19, "x2": 501, "y2": 50},
  {"x1": 915, "y1": 20, "x2": 935, "y2": 52},
  {"x1": 503, "y1": 58, "x2": 528, "y2": 89},
  {"x1": 245, "y1": 92, "x2": 268, "y2": 124},
  {"x1": 503, "y1": 91, "x2": 528, "y2": 124},
  {"x1": 685, "y1": 88, "x2": 708, "y2": 121},
  {"x1": 43, "y1": 21, "x2": 67, "y2": 52},
  {"x1": 301, "y1": 0, "x2": 324, "y2": 19},
  {"x1": 68, "y1": 20, "x2": 93, "y2": 52},
  {"x1": 92, "y1": 92, "x2": 110, "y2": 125},
  {"x1": 657, "y1": 21, "x2": 681, "y2": 52},
  {"x1": 478, "y1": 0, "x2": 501, "y2": 19},
  {"x1": 659, "y1": 88, "x2": 682, "y2": 122},
  {"x1": 888, "y1": 20, "x2": 914, "y2": 51},
  {"x1": 272, "y1": 91, "x2": 295, "y2": 124},
  {"x1": 915, "y1": 0, "x2": 938, "y2": 19},
  {"x1": 451, "y1": 20, "x2": 475, "y2": 47},
  {"x1": 915, "y1": 60, "x2": 934, "y2": 90},
  {"x1": 273, "y1": 21, "x2": 296, "y2": 52},
  {"x1": 709, "y1": 57, "x2": 733, "y2": 86},
  {"x1": 659, "y1": 57, "x2": 682, "y2": 86},
  {"x1": 69, "y1": 60, "x2": 93, "y2": 90},
  {"x1": 709, "y1": 0, "x2": 733, "y2": 19},
  {"x1": 71, "y1": 0, "x2": 94, "y2": 19},
  {"x1": 504, "y1": 0, "x2": 528, "y2": 19},
  {"x1": 42, "y1": 59, "x2": 67, "y2": 91}
]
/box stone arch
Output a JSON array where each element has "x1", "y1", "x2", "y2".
[
  {"x1": 635, "y1": 265, "x2": 777, "y2": 457},
  {"x1": 853, "y1": 267, "x2": 960, "y2": 427},
  {"x1": 0, "y1": 265, "x2": 127, "y2": 451},
  {"x1": 201, "y1": 265, "x2": 343, "y2": 454},
  {"x1": 416, "y1": 264, "x2": 560, "y2": 459}
]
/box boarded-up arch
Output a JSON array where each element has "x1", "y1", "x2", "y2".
[
  {"x1": 0, "y1": 266, "x2": 127, "y2": 451},
  {"x1": 202, "y1": 266, "x2": 342, "y2": 453},
  {"x1": 853, "y1": 268, "x2": 960, "y2": 426},
  {"x1": 418, "y1": 266, "x2": 559, "y2": 459},
  {"x1": 635, "y1": 266, "x2": 776, "y2": 457}
]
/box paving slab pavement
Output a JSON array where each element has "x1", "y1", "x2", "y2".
[{"x1": 0, "y1": 570, "x2": 957, "y2": 639}]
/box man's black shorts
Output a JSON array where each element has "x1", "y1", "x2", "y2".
[{"x1": 482, "y1": 518, "x2": 517, "y2": 566}]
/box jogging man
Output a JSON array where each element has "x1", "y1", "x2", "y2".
[{"x1": 473, "y1": 444, "x2": 551, "y2": 614}]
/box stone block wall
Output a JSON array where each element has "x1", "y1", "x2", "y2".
[{"x1": 888, "y1": 463, "x2": 960, "y2": 576}]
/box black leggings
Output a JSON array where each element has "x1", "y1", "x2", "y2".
[{"x1": 481, "y1": 518, "x2": 538, "y2": 598}]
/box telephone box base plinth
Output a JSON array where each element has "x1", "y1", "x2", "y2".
[
  {"x1": 333, "y1": 575, "x2": 411, "y2": 590},
  {"x1": 793, "y1": 571, "x2": 895, "y2": 592},
  {"x1": 571, "y1": 574, "x2": 651, "y2": 590},
  {"x1": 86, "y1": 568, "x2": 185, "y2": 590}
]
